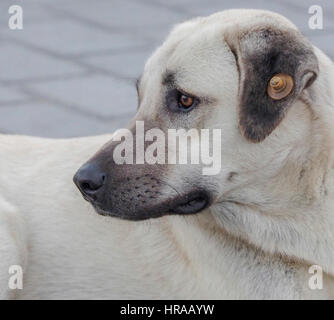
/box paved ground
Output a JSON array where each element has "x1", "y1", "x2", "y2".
[{"x1": 0, "y1": 0, "x2": 333, "y2": 137}]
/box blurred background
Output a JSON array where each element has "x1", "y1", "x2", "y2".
[{"x1": 0, "y1": 0, "x2": 332, "y2": 137}]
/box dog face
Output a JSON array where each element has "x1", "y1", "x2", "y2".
[{"x1": 74, "y1": 10, "x2": 318, "y2": 221}]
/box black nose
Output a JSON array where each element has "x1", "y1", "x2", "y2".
[{"x1": 73, "y1": 163, "x2": 106, "y2": 200}]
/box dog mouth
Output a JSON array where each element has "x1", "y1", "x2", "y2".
[{"x1": 90, "y1": 190, "x2": 210, "y2": 220}]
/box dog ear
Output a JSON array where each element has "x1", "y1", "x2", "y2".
[{"x1": 228, "y1": 28, "x2": 319, "y2": 142}]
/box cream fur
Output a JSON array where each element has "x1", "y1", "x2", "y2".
[{"x1": 1, "y1": 10, "x2": 334, "y2": 299}]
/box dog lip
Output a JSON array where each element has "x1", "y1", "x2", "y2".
[
  {"x1": 88, "y1": 191, "x2": 211, "y2": 220},
  {"x1": 170, "y1": 192, "x2": 210, "y2": 215},
  {"x1": 80, "y1": 193, "x2": 97, "y2": 203},
  {"x1": 93, "y1": 204, "x2": 164, "y2": 220}
]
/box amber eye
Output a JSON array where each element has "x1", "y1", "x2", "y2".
[{"x1": 178, "y1": 94, "x2": 194, "y2": 109}]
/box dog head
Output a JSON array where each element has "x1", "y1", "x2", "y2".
[{"x1": 74, "y1": 9, "x2": 319, "y2": 221}]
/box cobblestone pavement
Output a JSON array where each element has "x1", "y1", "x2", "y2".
[{"x1": 0, "y1": 0, "x2": 332, "y2": 137}]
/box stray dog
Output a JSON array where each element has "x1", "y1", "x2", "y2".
[{"x1": 1, "y1": 9, "x2": 334, "y2": 299}]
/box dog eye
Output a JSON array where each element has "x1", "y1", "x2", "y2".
[
  {"x1": 179, "y1": 94, "x2": 194, "y2": 108},
  {"x1": 176, "y1": 91, "x2": 198, "y2": 111},
  {"x1": 166, "y1": 89, "x2": 199, "y2": 113}
]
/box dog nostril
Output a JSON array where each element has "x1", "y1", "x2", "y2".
[
  {"x1": 80, "y1": 178, "x2": 104, "y2": 193},
  {"x1": 82, "y1": 182, "x2": 91, "y2": 191},
  {"x1": 74, "y1": 163, "x2": 106, "y2": 197}
]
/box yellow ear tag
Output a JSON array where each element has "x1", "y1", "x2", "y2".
[{"x1": 267, "y1": 74, "x2": 294, "y2": 100}]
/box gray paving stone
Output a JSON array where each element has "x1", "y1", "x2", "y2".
[
  {"x1": 308, "y1": 33, "x2": 334, "y2": 59},
  {"x1": 82, "y1": 48, "x2": 154, "y2": 79},
  {"x1": 278, "y1": 0, "x2": 334, "y2": 30},
  {"x1": 1, "y1": 19, "x2": 150, "y2": 57},
  {"x1": 0, "y1": 101, "x2": 128, "y2": 138},
  {"x1": 26, "y1": 75, "x2": 138, "y2": 119},
  {"x1": 46, "y1": 0, "x2": 187, "y2": 31},
  {"x1": 0, "y1": 0, "x2": 61, "y2": 25},
  {"x1": 0, "y1": 85, "x2": 28, "y2": 104},
  {"x1": 0, "y1": 42, "x2": 85, "y2": 82},
  {"x1": 130, "y1": 23, "x2": 175, "y2": 44}
]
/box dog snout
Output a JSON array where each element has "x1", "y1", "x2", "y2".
[{"x1": 73, "y1": 163, "x2": 106, "y2": 201}]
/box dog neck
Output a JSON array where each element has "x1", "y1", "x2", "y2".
[
  {"x1": 164, "y1": 207, "x2": 334, "y2": 298},
  {"x1": 191, "y1": 133, "x2": 334, "y2": 297}
]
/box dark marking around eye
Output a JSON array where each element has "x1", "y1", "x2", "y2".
[
  {"x1": 162, "y1": 70, "x2": 176, "y2": 86},
  {"x1": 165, "y1": 88, "x2": 199, "y2": 113}
]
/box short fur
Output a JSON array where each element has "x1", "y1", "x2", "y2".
[{"x1": 1, "y1": 10, "x2": 334, "y2": 299}]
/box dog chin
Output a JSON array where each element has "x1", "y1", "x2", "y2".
[
  {"x1": 91, "y1": 201, "x2": 162, "y2": 220},
  {"x1": 92, "y1": 204, "x2": 114, "y2": 217}
]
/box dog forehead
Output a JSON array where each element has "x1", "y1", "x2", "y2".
[
  {"x1": 141, "y1": 23, "x2": 236, "y2": 97},
  {"x1": 166, "y1": 38, "x2": 237, "y2": 97}
]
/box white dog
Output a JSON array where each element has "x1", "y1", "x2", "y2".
[{"x1": 1, "y1": 9, "x2": 334, "y2": 299}]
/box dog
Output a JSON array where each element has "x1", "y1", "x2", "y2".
[{"x1": 1, "y1": 9, "x2": 334, "y2": 299}]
